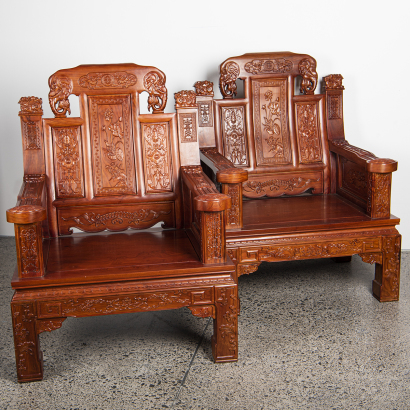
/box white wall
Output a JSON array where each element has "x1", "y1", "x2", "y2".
[{"x1": 1, "y1": 0, "x2": 409, "y2": 247}]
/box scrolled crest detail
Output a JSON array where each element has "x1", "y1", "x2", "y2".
[
  {"x1": 143, "y1": 71, "x2": 167, "y2": 113},
  {"x1": 18, "y1": 97, "x2": 43, "y2": 116},
  {"x1": 219, "y1": 61, "x2": 240, "y2": 99},
  {"x1": 323, "y1": 74, "x2": 344, "y2": 91},
  {"x1": 48, "y1": 75, "x2": 73, "y2": 118},
  {"x1": 174, "y1": 90, "x2": 197, "y2": 108},
  {"x1": 298, "y1": 58, "x2": 318, "y2": 95}
]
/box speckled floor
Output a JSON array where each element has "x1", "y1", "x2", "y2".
[{"x1": 0, "y1": 236, "x2": 409, "y2": 410}]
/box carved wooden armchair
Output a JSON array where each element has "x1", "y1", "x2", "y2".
[
  {"x1": 187, "y1": 52, "x2": 401, "y2": 302},
  {"x1": 7, "y1": 63, "x2": 237, "y2": 382}
]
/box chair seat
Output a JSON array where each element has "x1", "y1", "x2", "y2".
[
  {"x1": 235, "y1": 194, "x2": 399, "y2": 236},
  {"x1": 12, "y1": 229, "x2": 235, "y2": 289}
]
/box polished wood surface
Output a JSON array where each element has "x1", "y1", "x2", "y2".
[
  {"x1": 8, "y1": 63, "x2": 237, "y2": 382},
  {"x1": 187, "y1": 52, "x2": 401, "y2": 302}
]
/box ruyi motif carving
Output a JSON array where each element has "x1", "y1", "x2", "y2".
[
  {"x1": 296, "y1": 104, "x2": 322, "y2": 163},
  {"x1": 79, "y1": 72, "x2": 137, "y2": 89},
  {"x1": 90, "y1": 96, "x2": 135, "y2": 195},
  {"x1": 142, "y1": 123, "x2": 172, "y2": 191},
  {"x1": 243, "y1": 177, "x2": 317, "y2": 197},
  {"x1": 323, "y1": 74, "x2": 344, "y2": 90},
  {"x1": 198, "y1": 101, "x2": 213, "y2": 127},
  {"x1": 298, "y1": 58, "x2": 318, "y2": 95},
  {"x1": 144, "y1": 71, "x2": 167, "y2": 113},
  {"x1": 178, "y1": 113, "x2": 197, "y2": 143},
  {"x1": 194, "y1": 81, "x2": 214, "y2": 96},
  {"x1": 244, "y1": 58, "x2": 293, "y2": 74},
  {"x1": 19, "y1": 226, "x2": 41, "y2": 276},
  {"x1": 222, "y1": 107, "x2": 248, "y2": 166},
  {"x1": 48, "y1": 75, "x2": 73, "y2": 117},
  {"x1": 174, "y1": 90, "x2": 197, "y2": 108},
  {"x1": 62, "y1": 209, "x2": 171, "y2": 228},
  {"x1": 219, "y1": 61, "x2": 240, "y2": 99},
  {"x1": 53, "y1": 127, "x2": 83, "y2": 198},
  {"x1": 22, "y1": 120, "x2": 41, "y2": 150},
  {"x1": 368, "y1": 173, "x2": 391, "y2": 218},
  {"x1": 18, "y1": 97, "x2": 43, "y2": 115}
]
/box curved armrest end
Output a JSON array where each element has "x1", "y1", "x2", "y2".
[
  {"x1": 194, "y1": 193, "x2": 232, "y2": 212},
  {"x1": 6, "y1": 205, "x2": 46, "y2": 224},
  {"x1": 217, "y1": 168, "x2": 248, "y2": 184},
  {"x1": 367, "y1": 158, "x2": 398, "y2": 173}
]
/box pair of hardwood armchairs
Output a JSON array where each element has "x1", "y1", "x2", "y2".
[{"x1": 7, "y1": 53, "x2": 400, "y2": 382}]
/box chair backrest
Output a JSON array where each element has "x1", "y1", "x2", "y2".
[
  {"x1": 210, "y1": 52, "x2": 332, "y2": 198},
  {"x1": 19, "y1": 64, "x2": 182, "y2": 236}
]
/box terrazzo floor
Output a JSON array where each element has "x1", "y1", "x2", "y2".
[{"x1": 0, "y1": 236, "x2": 409, "y2": 409}]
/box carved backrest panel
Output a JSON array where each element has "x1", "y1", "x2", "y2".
[
  {"x1": 38, "y1": 64, "x2": 181, "y2": 237},
  {"x1": 214, "y1": 52, "x2": 331, "y2": 198}
]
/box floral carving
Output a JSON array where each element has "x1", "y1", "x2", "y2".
[
  {"x1": 222, "y1": 107, "x2": 248, "y2": 166},
  {"x1": 243, "y1": 177, "x2": 316, "y2": 197},
  {"x1": 174, "y1": 90, "x2": 197, "y2": 108},
  {"x1": 79, "y1": 72, "x2": 137, "y2": 89},
  {"x1": 298, "y1": 58, "x2": 318, "y2": 95},
  {"x1": 226, "y1": 184, "x2": 240, "y2": 227},
  {"x1": 244, "y1": 58, "x2": 293, "y2": 74},
  {"x1": 143, "y1": 71, "x2": 167, "y2": 113},
  {"x1": 238, "y1": 264, "x2": 260, "y2": 276},
  {"x1": 359, "y1": 252, "x2": 383, "y2": 265},
  {"x1": 219, "y1": 61, "x2": 240, "y2": 99},
  {"x1": 62, "y1": 209, "x2": 171, "y2": 228},
  {"x1": 296, "y1": 104, "x2": 322, "y2": 163},
  {"x1": 22, "y1": 120, "x2": 41, "y2": 150},
  {"x1": 143, "y1": 123, "x2": 172, "y2": 191},
  {"x1": 48, "y1": 75, "x2": 73, "y2": 117},
  {"x1": 179, "y1": 113, "x2": 197, "y2": 143},
  {"x1": 206, "y1": 212, "x2": 222, "y2": 261},
  {"x1": 37, "y1": 318, "x2": 66, "y2": 334},
  {"x1": 194, "y1": 81, "x2": 214, "y2": 96},
  {"x1": 18, "y1": 97, "x2": 43, "y2": 115},
  {"x1": 19, "y1": 226, "x2": 40, "y2": 276},
  {"x1": 53, "y1": 127, "x2": 83, "y2": 198},
  {"x1": 323, "y1": 74, "x2": 344, "y2": 90}
]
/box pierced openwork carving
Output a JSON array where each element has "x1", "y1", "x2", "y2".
[
  {"x1": 194, "y1": 81, "x2": 214, "y2": 96},
  {"x1": 48, "y1": 75, "x2": 73, "y2": 117},
  {"x1": 89, "y1": 95, "x2": 135, "y2": 196},
  {"x1": 243, "y1": 176, "x2": 317, "y2": 198},
  {"x1": 53, "y1": 127, "x2": 84, "y2": 198},
  {"x1": 142, "y1": 123, "x2": 172, "y2": 192},
  {"x1": 253, "y1": 79, "x2": 292, "y2": 166},
  {"x1": 221, "y1": 107, "x2": 248, "y2": 166},
  {"x1": 244, "y1": 58, "x2": 293, "y2": 74},
  {"x1": 22, "y1": 120, "x2": 41, "y2": 150},
  {"x1": 143, "y1": 71, "x2": 167, "y2": 113},
  {"x1": 178, "y1": 113, "x2": 197, "y2": 143},
  {"x1": 19, "y1": 226, "x2": 40, "y2": 276},
  {"x1": 219, "y1": 61, "x2": 240, "y2": 99},
  {"x1": 174, "y1": 90, "x2": 197, "y2": 108},
  {"x1": 328, "y1": 94, "x2": 342, "y2": 119},
  {"x1": 296, "y1": 103, "x2": 322, "y2": 163},
  {"x1": 79, "y1": 72, "x2": 137, "y2": 89},
  {"x1": 18, "y1": 97, "x2": 43, "y2": 115},
  {"x1": 298, "y1": 58, "x2": 318, "y2": 95},
  {"x1": 198, "y1": 101, "x2": 213, "y2": 127},
  {"x1": 323, "y1": 74, "x2": 344, "y2": 90}
]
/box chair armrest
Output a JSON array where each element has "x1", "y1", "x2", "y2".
[
  {"x1": 6, "y1": 174, "x2": 47, "y2": 278},
  {"x1": 181, "y1": 166, "x2": 231, "y2": 264},
  {"x1": 329, "y1": 140, "x2": 397, "y2": 173}
]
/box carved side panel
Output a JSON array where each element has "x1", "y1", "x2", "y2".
[
  {"x1": 89, "y1": 95, "x2": 136, "y2": 196},
  {"x1": 178, "y1": 114, "x2": 197, "y2": 143},
  {"x1": 58, "y1": 203, "x2": 174, "y2": 235},
  {"x1": 242, "y1": 172, "x2": 322, "y2": 198},
  {"x1": 340, "y1": 159, "x2": 368, "y2": 203},
  {"x1": 198, "y1": 101, "x2": 213, "y2": 127},
  {"x1": 295, "y1": 103, "x2": 322, "y2": 164},
  {"x1": 221, "y1": 107, "x2": 248, "y2": 166},
  {"x1": 252, "y1": 79, "x2": 292, "y2": 166},
  {"x1": 52, "y1": 127, "x2": 84, "y2": 198},
  {"x1": 141, "y1": 123, "x2": 173, "y2": 193},
  {"x1": 22, "y1": 120, "x2": 41, "y2": 150}
]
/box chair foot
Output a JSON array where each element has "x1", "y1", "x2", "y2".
[
  {"x1": 11, "y1": 301, "x2": 44, "y2": 382},
  {"x1": 212, "y1": 286, "x2": 238, "y2": 362}
]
